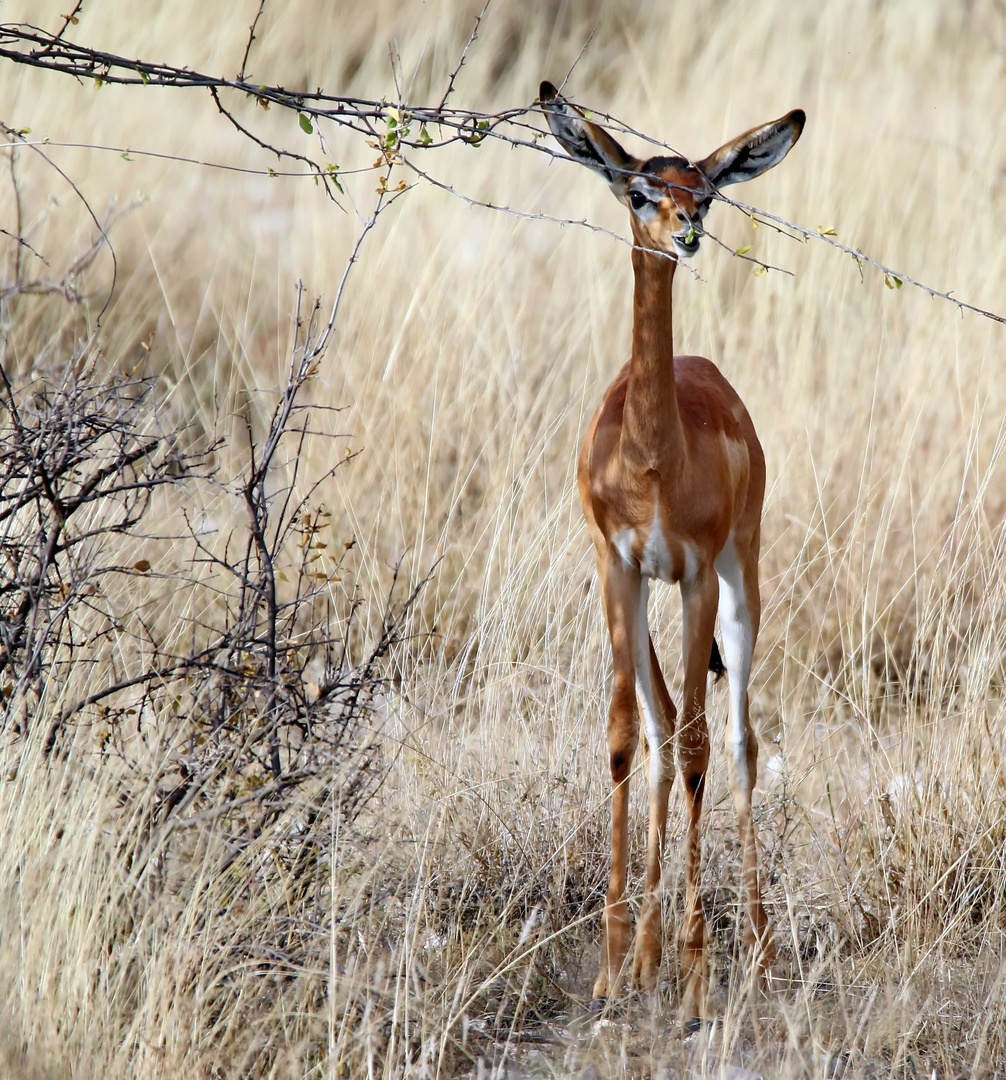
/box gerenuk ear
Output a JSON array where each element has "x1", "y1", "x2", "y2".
[
  {"x1": 696, "y1": 108, "x2": 806, "y2": 189},
  {"x1": 539, "y1": 80, "x2": 641, "y2": 198}
]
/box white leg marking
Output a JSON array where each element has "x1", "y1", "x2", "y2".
[
  {"x1": 715, "y1": 536, "x2": 753, "y2": 794},
  {"x1": 633, "y1": 579, "x2": 665, "y2": 787},
  {"x1": 612, "y1": 528, "x2": 636, "y2": 568}
]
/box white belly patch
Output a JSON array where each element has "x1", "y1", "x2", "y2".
[
  {"x1": 640, "y1": 510, "x2": 673, "y2": 580},
  {"x1": 612, "y1": 506, "x2": 676, "y2": 583}
]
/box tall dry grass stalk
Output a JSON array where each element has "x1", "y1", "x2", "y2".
[{"x1": 0, "y1": 0, "x2": 1005, "y2": 1076}]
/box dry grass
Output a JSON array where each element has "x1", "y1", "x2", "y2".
[{"x1": 1, "y1": 0, "x2": 1006, "y2": 1076}]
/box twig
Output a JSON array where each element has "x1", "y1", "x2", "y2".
[
  {"x1": 8, "y1": 139, "x2": 24, "y2": 283},
  {"x1": 309, "y1": 177, "x2": 410, "y2": 362},
  {"x1": 38, "y1": 0, "x2": 85, "y2": 57},
  {"x1": 719, "y1": 193, "x2": 1006, "y2": 325},
  {"x1": 13, "y1": 137, "x2": 369, "y2": 179},
  {"x1": 436, "y1": 0, "x2": 492, "y2": 114},
  {"x1": 208, "y1": 86, "x2": 340, "y2": 204},
  {"x1": 238, "y1": 0, "x2": 267, "y2": 81},
  {"x1": 45, "y1": 663, "x2": 188, "y2": 751},
  {"x1": 0, "y1": 226, "x2": 48, "y2": 267},
  {"x1": 400, "y1": 155, "x2": 703, "y2": 280},
  {"x1": 0, "y1": 121, "x2": 117, "y2": 324},
  {"x1": 557, "y1": 26, "x2": 597, "y2": 95},
  {"x1": 701, "y1": 223, "x2": 794, "y2": 277}
]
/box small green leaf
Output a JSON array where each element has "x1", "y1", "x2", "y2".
[
  {"x1": 383, "y1": 108, "x2": 401, "y2": 149},
  {"x1": 893, "y1": 275, "x2": 902, "y2": 289},
  {"x1": 325, "y1": 162, "x2": 344, "y2": 194},
  {"x1": 299, "y1": 113, "x2": 314, "y2": 134},
  {"x1": 418, "y1": 124, "x2": 433, "y2": 147},
  {"x1": 684, "y1": 227, "x2": 697, "y2": 245},
  {"x1": 753, "y1": 265, "x2": 768, "y2": 277},
  {"x1": 734, "y1": 244, "x2": 751, "y2": 255},
  {"x1": 816, "y1": 225, "x2": 837, "y2": 237}
]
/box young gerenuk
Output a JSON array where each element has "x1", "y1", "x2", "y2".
[{"x1": 540, "y1": 80, "x2": 804, "y2": 1019}]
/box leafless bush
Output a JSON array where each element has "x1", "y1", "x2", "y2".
[
  {"x1": 0, "y1": 362, "x2": 209, "y2": 732},
  {"x1": 0, "y1": 271, "x2": 421, "y2": 867},
  {"x1": 0, "y1": 299, "x2": 429, "y2": 1075},
  {"x1": 0, "y1": 76, "x2": 438, "y2": 1070},
  {"x1": 117, "y1": 287, "x2": 427, "y2": 865}
]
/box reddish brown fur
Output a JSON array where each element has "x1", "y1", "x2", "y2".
[
  {"x1": 579, "y1": 245, "x2": 769, "y2": 1014},
  {"x1": 581, "y1": 353, "x2": 760, "y2": 562},
  {"x1": 539, "y1": 82, "x2": 803, "y2": 1016}
]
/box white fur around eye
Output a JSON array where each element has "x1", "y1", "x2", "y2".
[{"x1": 629, "y1": 195, "x2": 658, "y2": 221}]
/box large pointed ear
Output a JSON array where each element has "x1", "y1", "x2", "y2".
[
  {"x1": 538, "y1": 80, "x2": 640, "y2": 197},
  {"x1": 696, "y1": 109, "x2": 806, "y2": 189}
]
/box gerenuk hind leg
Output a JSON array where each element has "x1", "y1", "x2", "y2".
[
  {"x1": 716, "y1": 533, "x2": 773, "y2": 972},
  {"x1": 677, "y1": 571, "x2": 718, "y2": 1020}
]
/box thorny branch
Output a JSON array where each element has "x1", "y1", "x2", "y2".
[
  {"x1": 38, "y1": 0, "x2": 84, "y2": 57},
  {"x1": 0, "y1": 368, "x2": 209, "y2": 722},
  {"x1": 724, "y1": 193, "x2": 1006, "y2": 325},
  {"x1": 436, "y1": 0, "x2": 491, "y2": 114},
  {"x1": 207, "y1": 85, "x2": 338, "y2": 200},
  {"x1": 0, "y1": 22, "x2": 528, "y2": 150},
  {"x1": 0, "y1": 19, "x2": 1002, "y2": 325},
  {"x1": 238, "y1": 0, "x2": 267, "y2": 82}
]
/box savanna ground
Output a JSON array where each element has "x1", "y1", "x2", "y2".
[{"x1": 0, "y1": 1, "x2": 1005, "y2": 1077}]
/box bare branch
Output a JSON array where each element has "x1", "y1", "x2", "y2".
[
  {"x1": 208, "y1": 86, "x2": 341, "y2": 203},
  {"x1": 700, "y1": 222, "x2": 794, "y2": 278},
  {"x1": 436, "y1": 0, "x2": 492, "y2": 114},
  {"x1": 0, "y1": 226, "x2": 48, "y2": 267},
  {"x1": 557, "y1": 27, "x2": 597, "y2": 95},
  {"x1": 14, "y1": 137, "x2": 361, "y2": 179},
  {"x1": 400, "y1": 154, "x2": 703, "y2": 281},
  {"x1": 0, "y1": 22, "x2": 1000, "y2": 327},
  {"x1": 719, "y1": 193, "x2": 1006, "y2": 325},
  {"x1": 38, "y1": 0, "x2": 84, "y2": 57},
  {"x1": 238, "y1": 0, "x2": 267, "y2": 81},
  {"x1": 0, "y1": 120, "x2": 117, "y2": 323}
]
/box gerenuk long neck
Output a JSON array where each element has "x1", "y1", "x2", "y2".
[{"x1": 620, "y1": 245, "x2": 685, "y2": 471}]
